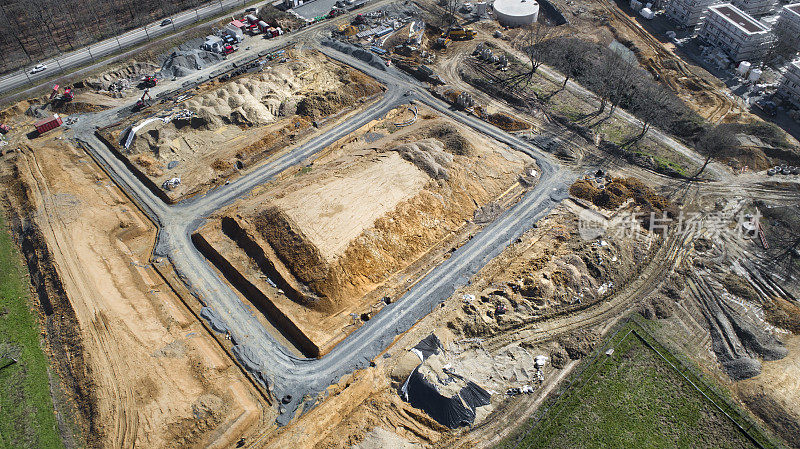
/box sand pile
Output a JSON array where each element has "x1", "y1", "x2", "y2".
[
  {"x1": 183, "y1": 59, "x2": 381, "y2": 128},
  {"x1": 160, "y1": 49, "x2": 223, "y2": 78},
  {"x1": 185, "y1": 70, "x2": 299, "y2": 128},
  {"x1": 389, "y1": 139, "x2": 453, "y2": 180},
  {"x1": 243, "y1": 131, "x2": 529, "y2": 313}
]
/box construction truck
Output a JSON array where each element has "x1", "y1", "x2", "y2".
[
  {"x1": 444, "y1": 26, "x2": 476, "y2": 40},
  {"x1": 0, "y1": 124, "x2": 9, "y2": 134},
  {"x1": 141, "y1": 75, "x2": 158, "y2": 88},
  {"x1": 133, "y1": 89, "x2": 153, "y2": 112},
  {"x1": 49, "y1": 84, "x2": 74, "y2": 103}
]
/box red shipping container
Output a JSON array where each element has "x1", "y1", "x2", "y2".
[{"x1": 34, "y1": 115, "x2": 62, "y2": 134}]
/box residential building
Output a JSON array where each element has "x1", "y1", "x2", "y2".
[
  {"x1": 698, "y1": 4, "x2": 772, "y2": 61},
  {"x1": 775, "y1": 3, "x2": 800, "y2": 53},
  {"x1": 777, "y1": 59, "x2": 800, "y2": 108},
  {"x1": 665, "y1": 0, "x2": 719, "y2": 29},
  {"x1": 731, "y1": 0, "x2": 777, "y2": 16}
]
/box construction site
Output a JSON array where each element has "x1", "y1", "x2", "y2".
[{"x1": 0, "y1": 0, "x2": 798, "y2": 448}]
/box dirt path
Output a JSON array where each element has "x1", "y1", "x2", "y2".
[{"x1": 13, "y1": 140, "x2": 267, "y2": 448}]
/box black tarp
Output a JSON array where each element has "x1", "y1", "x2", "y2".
[
  {"x1": 412, "y1": 333, "x2": 442, "y2": 361},
  {"x1": 401, "y1": 366, "x2": 492, "y2": 429}
]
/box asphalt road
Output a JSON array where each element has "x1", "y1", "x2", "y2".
[
  {"x1": 0, "y1": 0, "x2": 250, "y2": 94},
  {"x1": 69, "y1": 10, "x2": 570, "y2": 424}
]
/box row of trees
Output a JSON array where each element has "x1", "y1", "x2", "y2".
[
  {"x1": 514, "y1": 28, "x2": 742, "y2": 177},
  {"x1": 0, "y1": 0, "x2": 209, "y2": 74}
]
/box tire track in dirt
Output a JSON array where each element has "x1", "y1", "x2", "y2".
[
  {"x1": 23, "y1": 150, "x2": 138, "y2": 448},
  {"x1": 441, "y1": 230, "x2": 695, "y2": 448},
  {"x1": 597, "y1": 0, "x2": 735, "y2": 124}
]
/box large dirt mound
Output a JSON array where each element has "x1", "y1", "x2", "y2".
[{"x1": 240, "y1": 121, "x2": 530, "y2": 314}]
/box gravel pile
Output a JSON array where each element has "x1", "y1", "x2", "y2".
[
  {"x1": 160, "y1": 48, "x2": 223, "y2": 78},
  {"x1": 321, "y1": 39, "x2": 387, "y2": 71}
]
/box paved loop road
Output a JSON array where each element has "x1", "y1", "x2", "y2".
[{"x1": 73, "y1": 30, "x2": 571, "y2": 424}]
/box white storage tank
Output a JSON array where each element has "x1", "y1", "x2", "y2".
[
  {"x1": 748, "y1": 68, "x2": 762, "y2": 82},
  {"x1": 737, "y1": 61, "x2": 751, "y2": 76},
  {"x1": 493, "y1": 0, "x2": 540, "y2": 27},
  {"x1": 640, "y1": 7, "x2": 654, "y2": 19}
]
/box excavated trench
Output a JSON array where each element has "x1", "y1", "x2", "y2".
[
  {"x1": 1, "y1": 190, "x2": 100, "y2": 447},
  {"x1": 191, "y1": 227, "x2": 321, "y2": 357}
]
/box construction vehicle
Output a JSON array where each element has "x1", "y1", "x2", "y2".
[
  {"x1": 133, "y1": 89, "x2": 153, "y2": 112},
  {"x1": 49, "y1": 84, "x2": 74, "y2": 103},
  {"x1": 49, "y1": 84, "x2": 61, "y2": 100},
  {"x1": 754, "y1": 98, "x2": 777, "y2": 117},
  {"x1": 434, "y1": 36, "x2": 451, "y2": 49},
  {"x1": 141, "y1": 75, "x2": 158, "y2": 88},
  {"x1": 0, "y1": 124, "x2": 10, "y2": 134},
  {"x1": 444, "y1": 26, "x2": 476, "y2": 40}
]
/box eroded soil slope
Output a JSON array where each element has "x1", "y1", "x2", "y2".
[{"x1": 0, "y1": 137, "x2": 268, "y2": 448}]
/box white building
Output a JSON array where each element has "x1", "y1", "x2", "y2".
[
  {"x1": 777, "y1": 59, "x2": 800, "y2": 108},
  {"x1": 665, "y1": 0, "x2": 719, "y2": 29},
  {"x1": 731, "y1": 0, "x2": 777, "y2": 16},
  {"x1": 493, "y1": 0, "x2": 539, "y2": 27},
  {"x1": 775, "y1": 3, "x2": 800, "y2": 53},
  {"x1": 698, "y1": 4, "x2": 771, "y2": 61}
]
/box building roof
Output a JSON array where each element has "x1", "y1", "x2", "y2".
[
  {"x1": 493, "y1": 0, "x2": 539, "y2": 17},
  {"x1": 710, "y1": 4, "x2": 769, "y2": 34},
  {"x1": 784, "y1": 3, "x2": 800, "y2": 18},
  {"x1": 230, "y1": 19, "x2": 245, "y2": 27}
]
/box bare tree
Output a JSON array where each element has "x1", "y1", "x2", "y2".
[
  {"x1": 765, "y1": 19, "x2": 799, "y2": 62},
  {"x1": 439, "y1": 0, "x2": 460, "y2": 29},
  {"x1": 630, "y1": 82, "x2": 672, "y2": 138},
  {"x1": 501, "y1": 22, "x2": 559, "y2": 92},
  {"x1": 553, "y1": 38, "x2": 584, "y2": 89},
  {"x1": 595, "y1": 51, "x2": 636, "y2": 114},
  {"x1": 692, "y1": 124, "x2": 738, "y2": 178}
]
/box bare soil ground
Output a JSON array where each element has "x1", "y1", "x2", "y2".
[
  {"x1": 98, "y1": 49, "x2": 384, "y2": 202},
  {"x1": 0, "y1": 132, "x2": 269, "y2": 448},
  {"x1": 258, "y1": 180, "x2": 671, "y2": 448}
]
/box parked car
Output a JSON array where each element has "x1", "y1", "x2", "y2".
[
  {"x1": 161, "y1": 18, "x2": 173, "y2": 26},
  {"x1": 30, "y1": 63, "x2": 47, "y2": 74}
]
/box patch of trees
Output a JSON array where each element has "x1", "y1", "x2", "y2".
[
  {"x1": 536, "y1": 36, "x2": 704, "y2": 142},
  {"x1": 0, "y1": 0, "x2": 210, "y2": 74}
]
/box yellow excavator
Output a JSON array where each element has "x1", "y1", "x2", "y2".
[{"x1": 444, "y1": 26, "x2": 476, "y2": 40}]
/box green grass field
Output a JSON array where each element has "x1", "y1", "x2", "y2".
[
  {"x1": 504, "y1": 328, "x2": 758, "y2": 449},
  {"x1": 0, "y1": 214, "x2": 63, "y2": 449}
]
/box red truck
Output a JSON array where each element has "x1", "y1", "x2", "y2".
[{"x1": 34, "y1": 115, "x2": 62, "y2": 135}]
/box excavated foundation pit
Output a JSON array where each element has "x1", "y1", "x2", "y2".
[{"x1": 193, "y1": 107, "x2": 540, "y2": 357}]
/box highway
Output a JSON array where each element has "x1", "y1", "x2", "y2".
[
  {"x1": 69, "y1": 13, "x2": 571, "y2": 424},
  {"x1": 0, "y1": 0, "x2": 250, "y2": 95}
]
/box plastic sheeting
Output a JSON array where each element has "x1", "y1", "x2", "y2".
[
  {"x1": 401, "y1": 366, "x2": 491, "y2": 428},
  {"x1": 411, "y1": 333, "x2": 442, "y2": 362}
]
